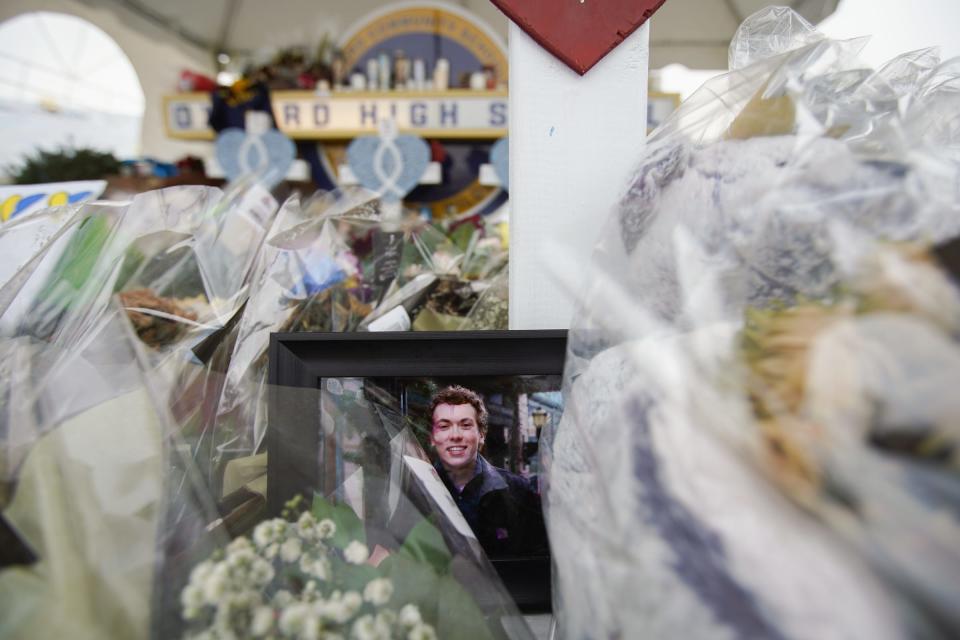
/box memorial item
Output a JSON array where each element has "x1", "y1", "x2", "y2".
[
  {"x1": 545, "y1": 7, "x2": 960, "y2": 639},
  {"x1": 378, "y1": 52, "x2": 392, "y2": 91},
  {"x1": 432, "y1": 59, "x2": 449, "y2": 92},
  {"x1": 267, "y1": 331, "x2": 567, "y2": 610},
  {"x1": 490, "y1": 0, "x2": 668, "y2": 74},
  {"x1": 366, "y1": 58, "x2": 379, "y2": 92},
  {"x1": 412, "y1": 58, "x2": 426, "y2": 91},
  {"x1": 394, "y1": 50, "x2": 411, "y2": 90},
  {"x1": 332, "y1": 52, "x2": 347, "y2": 89}
]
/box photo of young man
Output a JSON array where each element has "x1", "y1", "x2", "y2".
[{"x1": 429, "y1": 385, "x2": 548, "y2": 557}]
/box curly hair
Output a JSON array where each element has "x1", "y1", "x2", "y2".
[{"x1": 429, "y1": 385, "x2": 488, "y2": 435}]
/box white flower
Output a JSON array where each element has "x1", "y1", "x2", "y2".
[
  {"x1": 279, "y1": 602, "x2": 310, "y2": 635},
  {"x1": 188, "y1": 561, "x2": 214, "y2": 587},
  {"x1": 273, "y1": 590, "x2": 294, "y2": 608},
  {"x1": 302, "y1": 613, "x2": 322, "y2": 640},
  {"x1": 250, "y1": 558, "x2": 275, "y2": 586},
  {"x1": 321, "y1": 598, "x2": 351, "y2": 624},
  {"x1": 376, "y1": 609, "x2": 397, "y2": 628},
  {"x1": 251, "y1": 606, "x2": 274, "y2": 637},
  {"x1": 180, "y1": 584, "x2": 204, "y2": 618},
  {"x1": 253, "y1": 520, "x2": 279, "y2": 548},
  {"x1": 342, "y1": 591, "x2": 363, "y2": 618},
  {"x1": 264, "y1": 543, "x2": 280, "y2": 559},
  {"x1": 299, "y1": 554, "x2": 329, "y2": 580},
  {"x1": 202, "y1": 564, "x2": 229, "y2": 604},
  {"x1": 213, "y1": 596, "x2": 238, "y2": 635},
  {"x1": 297, "y1": 511, "x2": 318, "y2": 539},
  {"x1": 363, "y1": 578, "x2": 393, "y2": 606},
  {"x1": 226, "y1": 536, "x2": 253, "y2": 556},
  {"x1": 344, "y1": 541, "x2": 369, "y2": 565},
  {"x1": 280, "y1": 537, "x2": 303, "y2": 563},
  {"x1": 226, "y1": 546, "x2": 256, "y2": 571},
  {"x1": 407, "y1": 623, "x2": 438, "y2": 640},
  {"x1": 317, "y1": 519, "x2": 336, "y2": 539},
  {"x1": 351, "y1": 614, "x2": 391, "y2": 640},
  {"x1": 398, "y1": 604, "x2": 422, "y2": 628}
]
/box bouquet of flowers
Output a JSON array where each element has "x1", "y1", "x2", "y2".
[
  {"x1": 544, "y1": 7, "x2": 960, "y2": 639},
  {"x1": 179, "y1": 503, "x2": 437, "y2": 640}
]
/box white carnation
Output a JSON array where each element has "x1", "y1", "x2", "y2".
[
  {"x1": 363, "y1": 578, "x2": 394, "y2": 606},
  {"x1": 317, "y1": 518, "x2": 336, "y2": 539},
  {"x1": 351, "y1": 614, "x2": 391, "y2": 640},
  {"x1": 280, "y1": 537, "x2": 303, "y2": 563},
  {"x1": 344, "y1": 541, "x2": 369, "y2": 565},
  {"x1": 251, "y1": 605, "x2": 274, "y2": 637},
  {"x1": 407, "y1": 622, "x2": 438, "y2": 640},
  {"x1": 398, "y1": 604, "x2": 422, "y2": 628}
]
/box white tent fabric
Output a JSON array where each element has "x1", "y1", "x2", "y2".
[{"x1": 73, "y1": 0, "x2": 839, "y2": 70}]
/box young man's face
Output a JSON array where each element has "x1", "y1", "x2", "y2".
[{"x1": 430, "y1": 402, "x2": 484, "y2": 472}]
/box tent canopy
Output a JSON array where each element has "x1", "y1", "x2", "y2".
[{"x1": 94, "y1": 0, "x2": 839, "y2": 70}]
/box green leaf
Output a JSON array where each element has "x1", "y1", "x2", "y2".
[
  {"x1": 397, "y1": 517, "x2": 451, "y2": 574},
  {"x1": 449, "y1": 223, "x2": 476, "y2": 252},
  {"x1": 328, "y1": 556, "x2": 380, "y2": 593},
  {"x1": 311, "y1": 494, "x2": 365, "y2": 549},
  {"x1": 434, "y1": 573, "x2": 496, "y2": 640},
  {"x1": 377, "y1": 553, "x2": 441, "y2": 623}
]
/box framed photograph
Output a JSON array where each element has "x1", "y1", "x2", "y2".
[{"x1": 267, "y1": 330, "x2": 566, "y2": 612}]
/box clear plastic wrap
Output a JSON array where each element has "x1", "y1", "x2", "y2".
[
  {"x1": 157, "y1": 378, "x2": 534, "y2": 640},
  {"x1": 0, "y1": 182, "x2": 279, "y2": 505},
  {"x1": 0, "y1": 305, "x2": 196, "y2": 638},
  {"x1": 202, "y1": 193, "x2": 508, "y2": 497},
  {"x1": 545, "y1": 7, "x2": 960, "y2": 640},
  {"x1": 1, "y1": 304, "x2": 532, "y2": 639}
]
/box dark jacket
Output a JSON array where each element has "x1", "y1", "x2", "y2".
[{"x1": 435, "y1": 455, "x2": 549, "y2": 558}]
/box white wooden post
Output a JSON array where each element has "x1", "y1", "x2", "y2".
[{"x1": 508, "y1": 23, "x2": 650, "y2": 330}]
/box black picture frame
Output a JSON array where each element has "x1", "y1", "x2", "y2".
[{"x1": 267, "y1": 330, "x2": 566, "y2": 612}]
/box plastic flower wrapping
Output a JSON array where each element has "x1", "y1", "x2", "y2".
[
  {"x1": 0, "y1": 179, "x2": 514, "y2": 638},
  {"x1": 543, "y1": 7, "x2": 960, "y2": 640}
]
